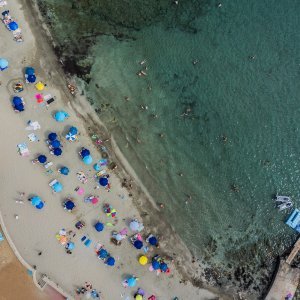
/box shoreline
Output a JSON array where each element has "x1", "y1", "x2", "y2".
[{"x1": 23, "y1": 0, "x2": 228, "y2": 298}]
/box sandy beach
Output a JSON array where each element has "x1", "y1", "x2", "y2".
[{"x1": 0, "y1": 0, "x2": 226, "y2": 299}]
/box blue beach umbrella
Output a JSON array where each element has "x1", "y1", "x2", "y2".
[
  {"x1": 149, "y1": 236, "x2": 158, "y2": 246},
  {"x1": 98, "y1": 248, "x2": 108, "y2": 259},
  {"x1": 12, "y1": 96, "x2": 22, "y2": 106},
  {"x1": 59, "y1": 167, "x2": 69, "y2": 175},
  {"x1": 31, "y1": 196, "x2": 41, "y2": 206},
  {"x1": 69, "y1": 126, "x2": 78, "y2": 135},
  {"x1": 152, "y1": 260, "x2": 160, "y2": 270},
  {"x1": 14, "y1": 103, "x2": 24, "y2": 112},
  {"x1": 51, "y1": 140, "x2": 61, "y2": 148},
  {"x1": 65, "y1": 133, "x2": 76, "y2": 141},
  {"x1": 38, "y1": 155, "x2": 47, "y2": 163},
  {"x1": 35, "y1": 201, "x2": 44, "y2": 210},
  {"x1": 48, "y1": 132, "x2": 57, "y2": 141},
  {"x1": 94, "y1": 222, "x2": 104, "y2": 232},
  {"x1": 27, "y1": 74, "x2": 36, "y2": 83},
  {"x1": 80, "y1": 148, "x2": 90, "y2": 157},
  {"x1": 53, "y1": 182, "x2": 63, "y2": 193},
  {"x1": 106, "y1": 256, "x2": 115, "y2": 266},
  {"x1": 133, "y1": 240, "x2": 143, "y2": 249},
  {"x1": 83, "y1": 155, "x2": 92, "y2": 165},
  {"x1": 8, "y1": 21, "x2": 18, "y2": 31},
  {"x1": 53, "y1": 148, "x2": 62, "y2": 156},
  {"x1": 64, "y1": 200, "x2": 75, "y2": 210},
  {"x1": 127, "y1": 277, "x2": 137, "y2": 287},
  {"x1": 160, "y1": 262, "x2": 168, "y2": 272},
  {"x1": 54, "y1": 111, "x2": 69, "y2": 122},
  {"x1": 93, "y1": 163, "x2": 100, "y2": 171},
  {"x1": 99, "y1": 177, "x2": 108, "y2": 187},
  {"x1": 25, "y1": 67, "x2": 35, "y2": 75},
  {"x1": 0, "y1": 58, "x2": 8, "y2": 71}
]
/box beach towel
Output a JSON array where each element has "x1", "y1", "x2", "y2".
[
  {"x1": 84, "y1": 239, "x2": 92, "y2": 247},
  {"x1": 27, "y1": 133, "x2": 38, "y2": 142},
  {"x1": 25, "y1": 121, "x2": 41, "y2": 130},
  {"x1": 17, "y1": 143, "x2": 29, "y2": 156}
]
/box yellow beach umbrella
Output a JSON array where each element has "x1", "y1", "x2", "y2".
[
  {"x1": 139, "y1": 255, "x2": 148, "y2": 265},
  {"x1": 35, "y1": 81, "x2": 45, "y2": 91},
  {"x1": 135, "y1": 295, "x2": 143, "y2": 300}
]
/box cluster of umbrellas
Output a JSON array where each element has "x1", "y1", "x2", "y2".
[
  {"x1": 25, "y1": 66, "x2": 36, "y2": 83},
  {"x1": 30, "y1": 196, "x2": 45, "y2": 210},
  {"x1": 80, "y1": 147, "x2": 93, "y2": 165},
  {"x1": 97, "y1": 248, "x2": 115, "y2": 266},
  {"x1": 103, "y1": 203, "x2": 117, "y2": 218},
  {"x1": 65, "y1": 126, "x2": 78, "y2": 142},
  {"x1": 0, "y1": 58, "x2": 8, "y2": 71},
  {"x1": 54, "y1": 110, "x2": 69, "y2": 122},
  {"x1": 12, "y1": 96, "x2": 24, "y2": 112},
  {"x1": 48, "y1": 132, "x2": 63, "y2": 156},
  {"x1": 151, "y1": 256, "x2": 169, "y2": 274}
]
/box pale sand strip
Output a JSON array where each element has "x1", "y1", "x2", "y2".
[{"x1": 0, "y1": 0, "x2": 222, "y2": 299}]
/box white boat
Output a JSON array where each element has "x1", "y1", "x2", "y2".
[{"x1": 274, "y1": 195, "x2": 292, "y2": 203}]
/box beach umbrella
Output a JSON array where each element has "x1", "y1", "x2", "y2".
[
  {"x1": 59, "y1": 236, "x2": 67, "y2": 245},
  {"x1": 149, "y1": 236, "x2": 158, "y2": 246},
  {"x1": 98, "y1": 248, "x2": 108, "y2": 259},
  {"x1": 106, "y1": 256, "x2": 115, "y2": 266},
  {"x1": 99, "y1": 177, "x2": 108, "y2": 187},
  {"x1": 152, "y1": 260, "x2": 160, "y2": 270},
  {"x1": 8, "y1": 21, "x2": 18, "y2": 31},
  {"x1": 31, "y1": 196, "x2": 41, "y2": 206},
  {"x1": 127, "y1": 277, "x2": 137, "y2": 287},
  {"x1": 35, "y1": 81, "x2": 45, "y2": 91},
  {"x1": 80, "y1": 148, "x2": 90, "y2": 157},
  {"x1": 12, "y1": 96, "x2": 22, "y2": 105},
  {"x1": 53, "y1": 148, "x2": 62, "y2": 156},
  {"x1": 130, "y1": 220, "x2": 140, "y2": 231},
  {"x1": 91, "y1": 197, "x2": 99, "y2": 205},
  {"x1": 59, "y1": 166, "x2": 69, "y2": 175},
  {"x1": 93, "y1": 163, "x2": 100, "y2": 171},
  {"x1": 160, "y1": 262, "x2": 168, "y2": 272},
  {"x1": 25, "y1": 67, "x2": 35, "y2": 75},
  {"x1": 54, "y1": 111, "x2": 68, "y2": 122},
  {"x1": 94, "y1": 222, "x2": 104, "y2": 232},
  {"x1": 64, "y1": 200, "x2": 75, "y2": 211},
  {"x1": 139, "y1": 255, "x2": 148, "y2": 265},
  {"x1": 83, "y1": 155, "x2": 93, "y2": 165},
  {"x1": 65, "y1": 133, "x2": 76, "y2": 141},
  {"x1": 38, "y1": 155, "x2": 47, "y2": 163},
  {"x1": 53, "y1": 182, "x2": 63, "y2": 193},
  {"x1": 133, "y1": 240, "x2": 143, "y2": 249},
  {"x1": 0, "y1": 58, "x2": 8, "y2": 71},
  {"x1": 69, "y1": 126, "x2": 78, "y2": 135},
  {"x1": 51, "y1": 140, "x2": 61, "y2": 148},
  {"x1": 115, "y1": 233, "x2": 123, "y2": 241},
  {"x1": 135, "y1": 295, "x2": 143, "y2": 300},
  {"x1": 67, "y1": 242, "x2": 75, "y2": 250},
  {"x1": 35, "y1": 201, "x2": 44, "y2": 210},
  {"x1": 48, "y1": 132, "x2": 57, "y2": 141},
  {"x1": 27, "y1": 74, "x2": 36, "y2": 83}
]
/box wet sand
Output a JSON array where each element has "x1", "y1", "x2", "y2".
[{"x1": 0, "y1": 228, "x2": 48, "y2": 300}]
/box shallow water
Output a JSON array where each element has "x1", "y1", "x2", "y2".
[{"x1": 38, "y1": 0, "x2": 300, "y2": 293}]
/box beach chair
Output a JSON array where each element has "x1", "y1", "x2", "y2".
[
  {"x1": 44, "y1": 162, "x2": 53, "y2": 169},
  {"x1": 49, "y1": 179, "x2": 58, "y2": 187}
]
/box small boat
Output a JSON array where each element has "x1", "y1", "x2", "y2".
[
  {"x1": 277, "y1": 201, "x2": 293, "y2": 211},
  {"x1": 274, "y1": 195, "x2": 292, "y2": 203},
  {"x1": 139, "y1": 59, "x2": 146, "y2": 65}
]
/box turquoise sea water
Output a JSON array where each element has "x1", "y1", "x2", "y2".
[{"x1": 38, "y1": 0, "x2": 300, "y2": 293}]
